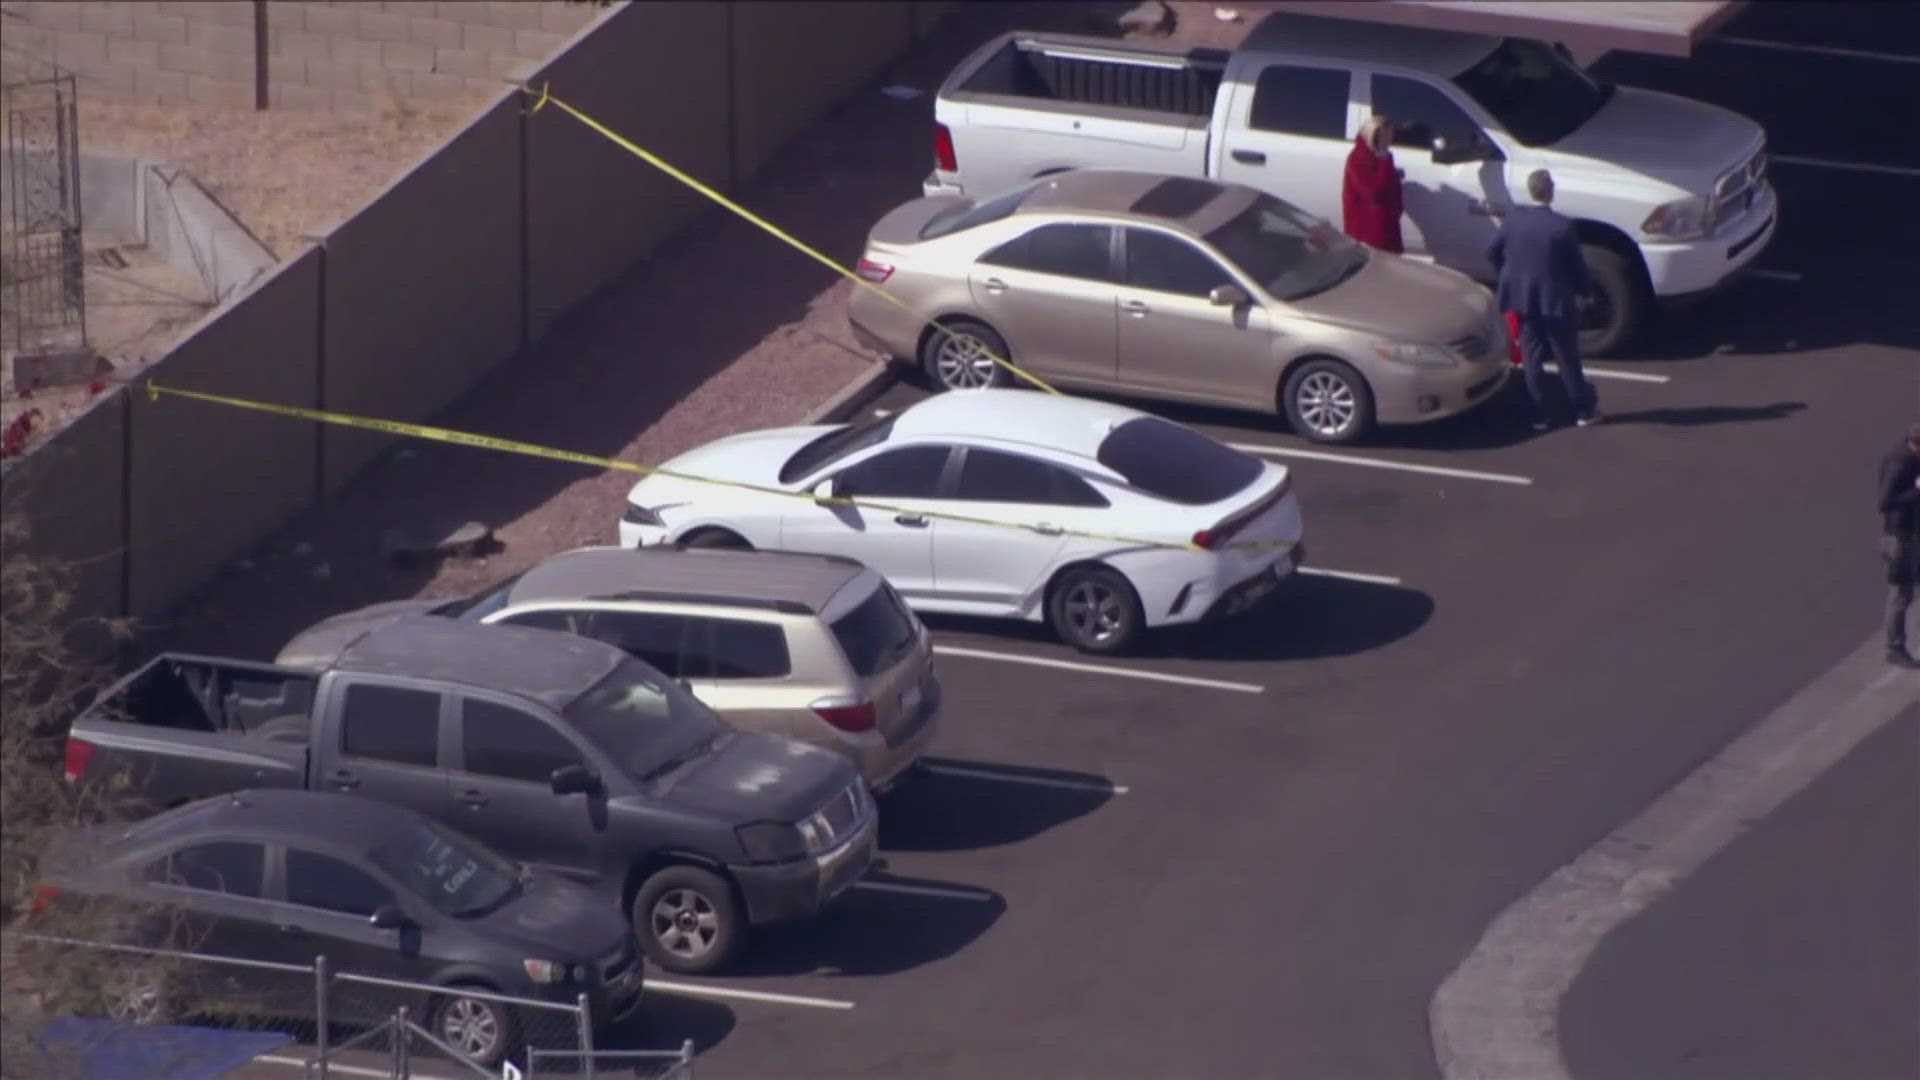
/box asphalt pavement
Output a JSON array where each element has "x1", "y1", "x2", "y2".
[
  {"x1": 618, "y1": 5, "x2": 1920, "y2": 1078},
  {"x1": 1558, "y1": 704, "x2": 1919, "y2": 1080}
]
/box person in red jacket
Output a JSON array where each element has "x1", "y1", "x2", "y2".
[{"x1": 1342, "y1": 115, "x2": 1404, "y2": 254}]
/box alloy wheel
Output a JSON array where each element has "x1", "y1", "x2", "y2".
[
  {"x1": 652, "y1": 888, "x2": 720, "y2": 961},
  {"x1": 934, "y1": 332, "x2": 999, "y2": 389},
  {"x1": 1062, "y1": 580, "x2": 1127, "y2": 646},
  {"x1": 440, "y1": 995, "x2": 502, "y2": 1062},
  {"x1": 1295, "y1": 371, "x2": 1357, "y2": 438}
]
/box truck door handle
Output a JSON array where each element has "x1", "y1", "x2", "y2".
[
  {"x1": 1231, "y1": 148, "x2": 1266, "y2": 165},
  {"x1": 893, "y1": 514, "x2": 928, "y2": 528},
  {"x1": 458, "y1": 789, "x2": 490, "y2": 809},
  {"x1": 981, "y1": 277, "x2": 1007, "y2": 294},
  {"x1": 1030, "y1": 523, "x2": 1064, "y2": 536},
  {"x1": 1123, "y1": 300, "x2": 1150, "y2": 318},
  {"x1": 326, "y1": 769, "x2": 360, "y2": 791}
]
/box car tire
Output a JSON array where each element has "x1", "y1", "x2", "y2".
[
  {"x1": 1047, "y1": 565, "x2": 1144, "y2": 656},
  {"x1": 1575, "y1": 244, "x2": 1647, "y2": 358},
  {"x1": 920, "y1": 318, "x2": 1012, "y2": 392},
  {"x1": 1282, "y1": 358, "x2": 1375, "y2": 444},
  {"x1": 633, "y1": 866, "x2": 742, "y2": 975},
  {"x1": 433, "y1": 984, "x2": 521, "y2": 1070},
  {"x1": 678, "y1": 528, "x2": 751, "y2": 550}
]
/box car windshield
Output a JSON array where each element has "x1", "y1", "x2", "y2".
[
  {"x1": 563, "y1": 658, "x2": 727, "y2": 781},
  {"x1": 369, "y1": 821, "x2": 519, "y2": 919},
  {"x1": 434, "y1": 571, "x2": 527, "y2": 621},
  {"x1": 1096, "y1": 416, "x2": 1263, "y2": 506},
  {"x1": 1203, "y1": 195, "x2": 1367, "y2": 302},
  {"x1": 831, "y1": 581, "x2": 920, "y2": 677},
  {"x1": 919, "y1": 183, "x2": 1035, "y2": 240},
  {"x1": 1452, "y1": 38, "x2": 1612, "y2": 147},
  {"x1": 778, "y1": 416, "x2": 896, "y2": 484}
]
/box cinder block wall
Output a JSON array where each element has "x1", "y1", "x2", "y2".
[{"x1": 0, "y1": 0, "x2": 598, "y2": 109}]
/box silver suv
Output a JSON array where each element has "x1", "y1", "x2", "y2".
[{"x1": 422, "y1": 547, "x2": 939, "y2": 791}]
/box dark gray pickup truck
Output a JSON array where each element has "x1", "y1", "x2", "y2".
[{"x1": 64, "y1": 616, "x2": 878, "y2": 973}]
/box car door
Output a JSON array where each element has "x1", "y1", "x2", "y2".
[
  {"x1": 780, "y1": 444, "x2": 953, "y2": 602},
  {"x1": 1216, "y1": 62, "x2": 1361, "y2": 225},
  {"x1": 142, "y1": 840, "x2": 297, "y2": 1010},
  {"x1": 931, "y1": 448, "x2": 1109, "y2": 613},
  {"x1": 1117, "y1": 227, "x2": 1276, "y2": 406},
  {"x1": 448, "y1": 692, "x2": 609, "y2": 885},
  {"x1": 968, "y1": 222, "x2": 1119, "y2": 385},
  {"x1": 1364, "y1": 72, "x2": 1513, "y2": 277},
  {"x1": 271, "y1": 845, "x2": 421, "y2": 1013},
  {"x1": 321, "y1": 679, "x2": 452, "y2": 823}
]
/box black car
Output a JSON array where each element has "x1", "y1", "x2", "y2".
[{"x1": 34, "y1": 789, "x2": 642, "y2": 1068}]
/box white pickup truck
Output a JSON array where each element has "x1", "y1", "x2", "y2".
[{"x1": 925, "y1": 14, "x2": 1776, "y2": 356}]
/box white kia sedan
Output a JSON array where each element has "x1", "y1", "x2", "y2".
[{"x1": 618, "y1": 391, "x2": 1305, "y2": 654}]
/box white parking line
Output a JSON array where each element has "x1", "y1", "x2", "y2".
[
  {"x1": 1229, "y1": 443, "x2": 1534, "y2": 487},
  {"x1": 919, "y1": 760, "x2": 1130, "y2": 794},
  {"x1": 933, "y1": 644, "x2": 1265, "y2": 694},
  {"x1": 1297, "y1": 566, "x2": 1404, "y2": 587},
  {"x1": 1712, "y1": 36, "x2": 1920, "y2": 64},
  {"x1": 853, "y1": 879, "x2": 996, "y2": 902},
  {"x1": 1772, "y1": 154, "x2": 1920, "y2": 178},
  {"x1": 256, "y1": 1056, "x2": 460, "y2": 1080},
  {"x1": 646, "y1": 979, "x2": 856, "y2": 1010},
  {"x1": 1747, "y1": 268, "x2": 1803, "y2": 282},
  {"x1": 1545, "y1": 363, "x2": 1670, "y2": 385}
]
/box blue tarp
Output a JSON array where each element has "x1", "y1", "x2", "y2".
[{"x1": 31, "y1": 1018, "x2": 293, "y2": 1080}]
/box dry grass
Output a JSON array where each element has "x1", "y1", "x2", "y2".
[{"x1": 77, "y1": 90, "x2": 498, "y2": 259}]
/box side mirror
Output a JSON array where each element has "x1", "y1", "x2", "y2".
[
  {"x1": 368, "y1": 904, "x2": 410, "y2": 930},
  {"x1": 550, "y1": 763, "x2": 602, "y2": 796},
  {"x1": 1208, "y1": 284, "x2": 1250, "y2": 308},
  {"x1": 1431, "y1": 136, "x2": 1479, "y2": 166},
  {"x1": 811, "y1": 477, "x2": 837, "y2": 503}
]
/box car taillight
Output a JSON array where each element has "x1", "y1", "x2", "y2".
[
  {"x1": 63, "y1": 737, "x2": 96, "y2": 783},
  {"x1": 1191, "y1": 528, "x2": 1219, "y2": 550},
  {"x1": 855, "y1": 257, "x2": 894, "y2": 283},
  {"x1": 933, "y1": 122, "x2": 957, "y2": 173},
  {"x1": 29, "y1": 884, "x2": 59, "y2": 914},
  {"x1": 811, "y1": 700, "x2": 876, "y2": 734},
  {"x1": 1192, "y1": 478, "x2": 1290, "y2": 553}
]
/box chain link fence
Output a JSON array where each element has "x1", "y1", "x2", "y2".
[{"x1": 5, "y1": 933, "x2": 694, "y2": 1079}]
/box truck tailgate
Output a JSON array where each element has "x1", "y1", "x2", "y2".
[{"x1": 71, "y1": 719, "x2": 308, "y2": 807}]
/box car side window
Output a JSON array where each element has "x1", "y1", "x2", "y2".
[
  {"x1": 338, "y1": 683, "x2": 440, "y2": 768},
  {"x1": 495, "y1": 609, "x2": 588, "y2": 635},
  {"x1": 1248, "y1": 64, "x2": 1351, "y2": 139},
  {"x1": 285, "y1": 849, "x2": 393, "y2": 917},
  {"x1": 700, "y1": 619, "x2": 792, "y2": 679},
  {"x1": 954, "y1": 449, "x2": 1109, "y2": 507},
  {"x1": 1370, "y1": 74, "x2": 1479, "y2": 150},
  {"x1": 979, "y1": 223, "x2": 1115, "y2": 281},
  {"x1": 460, "y1": 698, "x2": 584, "y2": 785},
  {"x1": 579, "y1": 610, "x2": 690, "y2": 677},
  {"x1": 836, "y1": 446, "x2": 951, "y2": 499},
  {"x1": 1125, "y1": 229, "x2": 1236, "y2": 298},
  {"x1": 149, "y1": 841, "x2": 264, "y2": 898}
]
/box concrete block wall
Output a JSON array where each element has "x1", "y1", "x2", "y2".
[{"x1": 0, "y1": 0, "x2": 599, "y2": 109}]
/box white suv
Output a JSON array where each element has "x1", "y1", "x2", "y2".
[{"x1": 279, "y1": 547, "x2": 941, "y2": 792}]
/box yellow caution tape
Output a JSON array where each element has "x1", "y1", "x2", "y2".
[
  {"x1": 144, "y1": 382, "x2": 1299, "y2": 555},
  {"x1": 521, "y1": 82, "x2": 1061, "y2": 397}
]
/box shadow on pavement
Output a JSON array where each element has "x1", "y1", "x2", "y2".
[
  {"x1": 594, "y1": 993, "x2": 736, "y2": 1061},
  {"x1": 729, "y1": 875, "x2": 1005, "y2": 979},
  {"x1": 1599, "y1": 402, "x2": 1807, "y2": 427},
  {"x1": 1155, "y1": 573, "x2": 1436, "y2": 662},
  {"x1": 878, "y1": 757, "x2": 1117, "y2": 852}
]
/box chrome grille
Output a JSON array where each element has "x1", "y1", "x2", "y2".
[{"x1": 1710, "y1": 146, "x2": 1768, "y2": 231}]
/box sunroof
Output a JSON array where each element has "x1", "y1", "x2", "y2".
[{"x1": 1129, "y1": 177, "x2": 1222, "y2": 220}]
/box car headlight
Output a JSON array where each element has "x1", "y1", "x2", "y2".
[
  {"x1": 1641, "y1": 194, "x2": 1713, "y2": 240},
  {"x1": 1374, "y1": 340, "x2": 1458, "y2": 368},
  {"x1": 621, "y1": 503, "x2": 663, "y2": 528},
  {"x1": 736, "y1": 821, "x2": 806, "y2": 862},
  {"x1": 523, "y1": 959, "x2": 569, "y2": 984}
]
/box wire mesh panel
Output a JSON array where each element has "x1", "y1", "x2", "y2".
[
  {"x1": 328, "y1": 971, "x2": 590, "y2": 1078},
  {"x1": 1, "y1": 69, "x2": 86, "y2": 355}
]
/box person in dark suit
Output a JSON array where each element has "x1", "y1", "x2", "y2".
[
  {"x1": 1879, "y1": 424, "x2": 1920, "y2": 667},
  {"x1": 1487, "y1": 170, "x2": 1601, "y2": 431}
]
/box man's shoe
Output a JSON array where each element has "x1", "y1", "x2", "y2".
[
  {"x1": 1576, "y1": 410, "x2": 1604, "y2": 427},
  {"x1": 1888, "y1": 648, "x2": 1920, "y2": 669}
]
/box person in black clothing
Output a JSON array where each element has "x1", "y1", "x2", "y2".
[
  {"x1": 1879, "y1": 423, "x2": 1920, "y2": 667},
  {"x1": 1487, "y1": 169, "x2": 1600, "y2": 432}
]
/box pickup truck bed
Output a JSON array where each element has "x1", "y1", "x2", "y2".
[{"x1": 957, "y1": 34, "x2": 1227, "y2": 118}]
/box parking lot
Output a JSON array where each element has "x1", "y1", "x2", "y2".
[{"x1": 101, "y1": 3, "x2": 1917, "y2": 1078}]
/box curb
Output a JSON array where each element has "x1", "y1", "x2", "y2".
[{"x1": 803, "y1": 362, "x2": 897, "y2": 425}]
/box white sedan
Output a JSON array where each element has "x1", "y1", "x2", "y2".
[{"x1": 618, "y1": 390, "x2": 1305, "y2": 654}]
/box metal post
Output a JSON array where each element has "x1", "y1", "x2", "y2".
[
  {"x1": 254, "y1": 1, "x2": 269, "y2": 110},
  {"x1": 575, "y1": 992, "x2": 594, "y2": 1080},
  {"x1": 394, "y1": 1005, "x2": 409, "y2": 1080},
  {"x1": 313, "y1": 955, "x2": 330, "y2": 1080}
]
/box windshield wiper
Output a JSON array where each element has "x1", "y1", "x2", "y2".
[{"x1": 643, "y1": 733, "x2": 720, "y2": 782}]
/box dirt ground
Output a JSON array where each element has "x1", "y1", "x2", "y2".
[{"x1": 114, "y1": 0, "x2": 1263, "y2": 660}]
